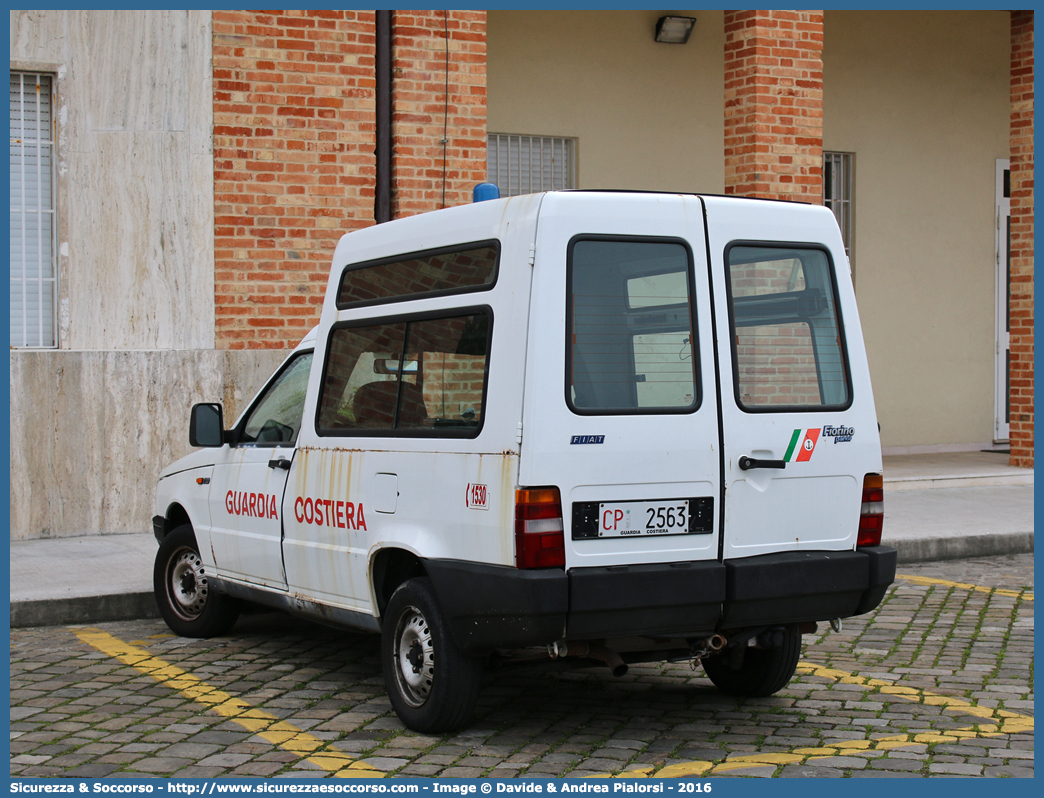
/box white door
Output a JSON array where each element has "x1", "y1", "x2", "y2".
[
  {"x1": 995, "y1": 158, "x2": 1011, "y2": 442},
  {"x1": 518, "y1": 193, "x2": 721, "y2": 570},
  {"x1": 208, "y1": 350, "x2": 313, "y2": 588},
  {"x1": 282, "y1": 308, "x2": 501, "y2": 610},
  {"x1": 704, "y1": 198, "x2": 882, "y2": 560}
]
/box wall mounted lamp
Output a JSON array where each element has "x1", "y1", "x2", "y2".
[{"x1": 655, "y1": 15, "x2": 696, "y2": 44}]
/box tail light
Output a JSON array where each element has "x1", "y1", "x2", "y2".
[
  {"x1": 515, "y1": 487, "x2": 565, "y2": 569},
  {"x1": 857, "y1": 473, "x2": 884, "y2": 547}
]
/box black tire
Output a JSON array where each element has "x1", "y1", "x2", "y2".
[
  {"x1": 153, "y1": 525, "x2": 240, "y2": 637},
  {"x1": 702, "y1": 626, "x2": 801, "y2": 697},
  {"x1": 381, "y1": 577, "x2": 484, "y2": 733}
]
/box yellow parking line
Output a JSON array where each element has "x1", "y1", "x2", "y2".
[
  {"x1": 896, "y1": 574, "x2": 1033, "y2": 601},
  {"x1": 75, "y1": 625, "x2": 1031, "y2": 780},
  {"x1": 796, "y1": 661, "x2": 1034, "y2": 735},
  {"x1": 597, "y1": 660, "x2": 1033, "y2": 778},
  {"x1": 73, "y1": 628, "x2": 382, "y2": 778}
]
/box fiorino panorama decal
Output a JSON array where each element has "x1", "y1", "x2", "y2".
[{"x1": 785, "y1": 425, "x2": 855, "y2": 461}]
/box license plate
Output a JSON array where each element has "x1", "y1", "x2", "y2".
[{"x1": 597, "y1": 499, "x2": 690, "y2": 537}]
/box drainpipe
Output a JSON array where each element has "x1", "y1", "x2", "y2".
[{"x1": 375, "y1": 10, "x2": 392, "y2": 223}]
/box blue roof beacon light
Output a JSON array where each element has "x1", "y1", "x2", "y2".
[{"x1": 473, "y1": 182, "x2": 500, "y2": 203}]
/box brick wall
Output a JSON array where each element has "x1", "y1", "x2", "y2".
[
  {"x1": 212, "y1": 10, "x2": 489, "y2": 350},
  {"x1": 1009, "y1": 11, "x2": 1034, "y2": 468},
  {"x1": 212, "y1": 10, "x2": 377, "y2": 350},
  {"x1": 391, "y1": 10, "x2": 488, "y2": 218},
  {"x1": 723, "y1": 10, "x2": 824, "y2": 203}
]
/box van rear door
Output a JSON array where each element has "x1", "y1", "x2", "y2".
[
  {"x1": 519, "y1": 192, "x2": 723, "y2": 639},
  {"x1": 703, "y1": 196, "x2": 882, "y2": 564}
]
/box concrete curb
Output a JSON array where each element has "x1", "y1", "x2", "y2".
[
  {"x1": 886, "y1": 474, "x2": 1034, "y2": 491},
  {"x1": 10, "y1": 592, "x2": 160, "y2": 629},
  {"x1": 886, "y1": 531, "x2": 1035, "y2": 565}
]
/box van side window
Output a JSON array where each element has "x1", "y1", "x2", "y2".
[
  {"x1": 317, "y1": 310, "x2": 491, "y2": 437},
  {"x1": 726, "y1": 245, "x2": 851, "y2": 411},
  {"x1": 567, "y1": 237, "x2": 699, "y2": 414},
  {"x1": 336, "y1": 242, "x2": 499, "y2": 310},
  {"x1": 238, "y1": 351, "x2": 314, "y2": 446}
]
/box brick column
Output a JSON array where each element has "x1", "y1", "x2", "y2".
[
  {"x1": 1009, "y1": 11, "x2": 1034, "y2": 467},
  {"x1": 212, "y1": 10, "x2": 377, "y2": 350},
  {"x1": 723, "y1": 10, "x2": 824, "y2": 202},
  {"x1": 391, "y1": 10, "x2": 487, "y2": 218}
]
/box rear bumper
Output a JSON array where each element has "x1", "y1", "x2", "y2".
[
  {"x1": 425, "y1": 560, "x2": 568, "y2": 653},
  {"x1": 566, "y1": 560, "x2": 724, "y2": 639},
  {"x1": 426, "y1": 546, "x2": 896, "y2": 654},
  {"x1": 719, "y1": 546, "x2": 897, "y2": 627}
]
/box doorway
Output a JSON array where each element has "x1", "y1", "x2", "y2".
[{"x1": 994, "y1": 158, "x2": 1010, "y2": 443}]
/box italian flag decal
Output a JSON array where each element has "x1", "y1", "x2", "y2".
[{"x1": 785, "y1": 428, "x2": 821, "y2": 462}]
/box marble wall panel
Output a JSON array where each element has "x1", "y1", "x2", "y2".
[
  {"x1": 10, "y1": 349, "x2": 289, "y2": 540},
  {"x1": 10, "y1": 10, "x2": 215, "y2": 350}
]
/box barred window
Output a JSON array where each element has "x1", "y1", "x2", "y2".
[
  {"x1": 10, "y1": 72, "x2": 57, "y2": 348},
  {"x1": 487, "y1": 134, "x2": 574, "y2": 196},
  {"x1": 823, "y1": 151, "x2": 853, "y2": 267}
]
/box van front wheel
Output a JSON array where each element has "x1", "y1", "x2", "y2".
[
  {"x1": 154, "y1": 525, "x2": 240, "y2": 638},
  {"x1": 702, "y1": 626, "x2": 801, "y2": 697},
  {"x1": 381, "y1": 578, "x2": 483, "y2": 732}
]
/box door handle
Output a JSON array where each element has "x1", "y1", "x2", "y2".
[
  {"x1": 739, "y1": 456, "x2": 786, "y2": 471},
  {"x1": 268, "y1": 458, "x2": 292, "y2": 470}
]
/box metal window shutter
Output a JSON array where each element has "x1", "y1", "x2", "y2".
[
  {"x1": 823, "y1": 151, "x2": 852, "y2": 263},
  {"x1": 10, "y1": 72, "x2": 56, "y2": 348},
  {"x1": 487, "y1": 134, "x2": 574, "y2": 197}
]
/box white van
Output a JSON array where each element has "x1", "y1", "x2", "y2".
[{"x1": 153, "y1": 191, "x2": 895, "y2": 732}]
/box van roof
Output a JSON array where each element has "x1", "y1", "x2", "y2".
[
  {"x1": 330, "y1": 190, "x2": 835, "y2": 278},
  {"x1": 562, "y1": 188, "x2": 812, "y2": 206}
]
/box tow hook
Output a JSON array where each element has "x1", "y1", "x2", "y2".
[
  {"x1": 830, "y1": 618, "x2": 843, "y2": 633},
  {"x1": 687, "y1": 634, "x2": 727, "y2": 670}
]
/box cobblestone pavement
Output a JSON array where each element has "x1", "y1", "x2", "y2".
[{"x1": 11, "y1": 553, "x2": 1033, "y2": 779}]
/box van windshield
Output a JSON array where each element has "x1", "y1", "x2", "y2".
[
  {"x1": 238, "y1": 351, "x2": 313, "y2": 445},
  {"x1": 726, "y1": 245, "x2": 850, "y2": 411}
]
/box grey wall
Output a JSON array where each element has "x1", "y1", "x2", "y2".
[
  {"x1": 10, "y1": 349, "x2": 287, "y2": 540},
  {"x1": 10, "y1": 9, "x2": 216, "y2": 350},
  {"x1": 823, "y1": 10, "x2": 1010, "y2": 449},
  {"x1": 487, "y1": 10, "x2": 725, "y2": 194},
  {"x1": 488, "y1": 10, "x2": 1012, "y2": 452},
  {"x1": 9, "y1": 11, "x2": 253, "y2": 540}
]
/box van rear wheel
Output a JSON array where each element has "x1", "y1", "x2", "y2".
[
  {"x1": 702, "y1": 626, "x2": 801, "y2": 697},
  {"x1": 154, "y1": 525, "x2": 240, "y2": 637},
  {"x1": 381, "y1": 578, "x2": 484, "y2": 733}
]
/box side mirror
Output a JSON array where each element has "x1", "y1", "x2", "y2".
[{"x1": 189, "y1": 403, "x2": 226, "y2": 448}]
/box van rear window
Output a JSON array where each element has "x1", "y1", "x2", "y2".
[
  {"x1": 317, "y1": 309, "x2": 491, "y2": 437},
  {"x1": 336, "y1": 242, "x2": 499, "y2": 309},
  {"x1": 567, "y1": 237, "x2": 699, "y2": 414},
  {"x1": 726, "y1": 244, "x2": 851, "y2": 411}
]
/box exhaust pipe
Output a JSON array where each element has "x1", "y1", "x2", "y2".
[
  {"x1": 687, "y1": 634, "x2": 728, "y2": 666},
  {"x1": 547, "y1": 640, "x2": 629, "y2": 677}
]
